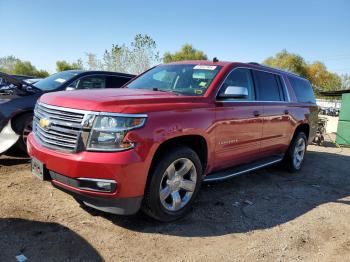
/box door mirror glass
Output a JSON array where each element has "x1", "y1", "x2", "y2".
[
  {"x1": 65, "y1": 86, "x2": 75, "y2": 91},
  {"x1": 219, "y1": 86, "x2": 248, "y2": 99}
]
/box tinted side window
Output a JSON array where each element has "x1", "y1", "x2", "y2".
[
  {"x1": 254, "y1": 71, "x2": 282, "y2": 101},
  {"x1": 218, "y1": 68, "x2": 255, "y2": 100},
  {"x1": 69, "y1": 76, "x2": 107, "y2": 89},
  {"x1": 108, "y1": 76, "x2": 131, "y2": 88},
  {"x1": 288, "y1": 76, "x2": 316, "y2": 103}
]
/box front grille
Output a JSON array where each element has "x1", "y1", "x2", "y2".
[{"x1": 33, "y1": 103, "x2": 87, "y2": 152}]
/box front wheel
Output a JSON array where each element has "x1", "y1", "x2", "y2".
[
  {"x1": 142, "y1": 146, "x2": 202, "y2": 222},
  {"x1": 284, "y1": 132, "x2": 307, "y2": 172},
  {"x1": 12, "y1": 113, "x2": 33, "y2": 154}
]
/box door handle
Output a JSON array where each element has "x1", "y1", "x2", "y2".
[
  {"x1": 253, "y1": 110, "x2": 260, "y2": 117},
  {"x1": 284, "y1": 109, "x2": 289, "y2": 115}
]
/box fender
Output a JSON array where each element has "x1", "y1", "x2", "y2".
[{"x1": 0, "y1": 119, "x2": 20, "y2": 154}]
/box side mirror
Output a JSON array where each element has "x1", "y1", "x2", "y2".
[
  {"x1": 65, "y1": 87, "x2": 75, "y2": 91},
  {"x1": 219, "y1": 86, "x2": 248, "y2": 99}
]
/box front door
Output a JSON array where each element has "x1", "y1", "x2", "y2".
[{"x1": 214, "y1": 68, "x2": 263, "y2": 171}]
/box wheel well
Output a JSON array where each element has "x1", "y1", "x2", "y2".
[
  {"x1": 150, "y1": 135, "x2": 208, "y2": 174},
  {"x1": 294, "y1": 123, "x2": 310, "y2": 140},
  {"x1": 11, "y1": 111, "x2": 33, "y2": 133}
]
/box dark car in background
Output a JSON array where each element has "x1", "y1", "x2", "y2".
[
  {"x1": 0, "y1": 74, "x2": 41, "y2": 90},
  {"x1": 0, "y1": 70, "x2": 134, "y2": 154}
]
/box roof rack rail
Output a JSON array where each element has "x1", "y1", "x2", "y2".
[{"x1": 247, "y1": 62, "x2": 301, "y2": 77}]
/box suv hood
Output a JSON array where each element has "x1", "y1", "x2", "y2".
[{"x1": 40, "y1": 88, "x2": 209, "y2": 113}]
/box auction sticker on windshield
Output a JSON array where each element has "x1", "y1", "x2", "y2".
[
  {"x1": 54, "y1": 78, "x2": 66, "y2": 83},
  {"x1": 193, "y1": 65, "x2": 217, "y2": 70}
]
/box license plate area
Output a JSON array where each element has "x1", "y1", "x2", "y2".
[{"x1": 31, "y1": 158, "x2": 45, "y2": 180}]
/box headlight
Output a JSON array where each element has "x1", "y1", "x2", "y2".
[{"x1": 86, "y1": 115, "x2": 146, "y2": 151}]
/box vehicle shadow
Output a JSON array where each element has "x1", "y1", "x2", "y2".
[
  {"x1": 0, "y1": 158, "x2": 30, "y2": 166},
  {"x1": 83, "y1": 150, "x2": 350, "y2": 237},
  {"x1": 0, "y1": 147, "x2": 30, "y2": 166},
  {"x1": 0, "y1": 218, "x2": 102, "y2": 261}
]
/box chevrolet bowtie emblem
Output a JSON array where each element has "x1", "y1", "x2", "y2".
[{"x1": 39, "y1": 118, "x2": 51, "y2": 129}]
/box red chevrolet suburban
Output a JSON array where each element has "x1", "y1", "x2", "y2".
[{"x1": 27, "y1": 61, "x2": 318, "y2": 221}]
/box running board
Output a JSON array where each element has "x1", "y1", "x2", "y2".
[{"x1": 203, "y1": 155, "x2": 284, "y2": 182}]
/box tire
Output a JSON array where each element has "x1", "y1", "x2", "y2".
[
  {"x1": 12, "y1": 113, "x2": 33, "y2": 154},
  {"x1": 284, "y1": 132, "x2": 307, "y2": 172},
  {"x1": 142, "y1": 146, "x2": 202, "y2": 222}
]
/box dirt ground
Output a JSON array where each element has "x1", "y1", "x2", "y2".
[{"x1": 1, "y1": 139, "x2": 350, "y2": 261}]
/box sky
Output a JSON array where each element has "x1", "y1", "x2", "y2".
[{"x1": 1, "y1": 0, "x2": 350, "y2": 75}]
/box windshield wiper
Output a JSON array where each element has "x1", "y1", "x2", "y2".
[
  {"x1": 152, "y1": 88, "x2": 181, "y2": 95},
  {"x1": 24, "y1": 84, "x2": 42, "y2": 93}
]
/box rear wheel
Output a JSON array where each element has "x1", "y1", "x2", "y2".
[
  {"x1": 284, "y1": 132, "x2": 307, "y2": 172},
  {"x1": 12, "y1": 113, "x2": 33, "y2": 154},
  {"x1": 142, "y1": 146, "x2": 202, "y2": 222}
]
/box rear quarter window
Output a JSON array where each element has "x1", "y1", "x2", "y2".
[
  {"x1": 108, "y1": 76, "x2": 131, "y2": 88},
  {"x1": 288, "y1": 76, "x2": 316, "y2": 103}
]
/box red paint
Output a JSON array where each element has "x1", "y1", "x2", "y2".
[{"x1": 28, "y1": 61, "x2": 318, "y2": 204}]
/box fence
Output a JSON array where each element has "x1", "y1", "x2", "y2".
[{"x1": 316, "y1": 99, "x2": 342, "y2": 109}]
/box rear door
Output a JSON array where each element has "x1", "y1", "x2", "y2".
[
  {"x1": 253, "y1": 70, "x2": 292, "y2": 156},
  {"x1": 214, "y1": 68, "x2": 264, "y2": 170}
]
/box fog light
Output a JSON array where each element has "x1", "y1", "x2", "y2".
[
  {"x1": 77, "y1": 178, "x2": 117, "y2": 193},
  {"x1": 96, "y1": 181, "x2": 113, "y2": 191}
]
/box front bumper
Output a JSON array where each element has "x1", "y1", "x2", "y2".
[
  {"x1": 27, "y1": 133, "x2": 150, "y2": 215},
  {"x1": 54, "y1": 180, "x2": 143, "y2": 215}
]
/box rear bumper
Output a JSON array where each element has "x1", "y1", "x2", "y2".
[{"x1": 27, "y1": 133, "x2": 150, "y2": 215}]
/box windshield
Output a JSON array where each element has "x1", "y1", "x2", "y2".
[
  {"x1": 33, "y1": 71, "x2": 80, "y2": 91},
  {"x1": 127, "y1": 64, "x2": 222, "y2": 96}
]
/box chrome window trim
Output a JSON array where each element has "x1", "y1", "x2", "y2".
[
  {"x1": 280, "y1": 75, "x2": 291, "y2": 102},
  {"x1": 38, "y1": 102, "x2": 148, "y2": 118},
  {"x1": 215, "y1": 66, "x2": 291, "y2": 103},
  {"x1": 77, "y1": 178, "x2": 117, "y2": 183},
  {"x1": 74, "y1": 73, "x2": 133, "y2": 80}
]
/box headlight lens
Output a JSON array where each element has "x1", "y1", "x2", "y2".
[{"x1": 87, "y1": 115, "x2": 146, "y2": 151}]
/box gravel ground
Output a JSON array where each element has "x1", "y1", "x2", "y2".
[{"x1": 1, "y1": 140, "x2": 349, "y2": 261}]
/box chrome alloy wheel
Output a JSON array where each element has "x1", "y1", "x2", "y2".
[
  {"x1": 293, "y1": 137, "x2": 306, "y2": 169},
  {"x1": 159, "y1": 158, "x2": 197, "y2": 212}
]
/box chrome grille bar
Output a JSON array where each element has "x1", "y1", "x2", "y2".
[{"x1": 33, "y1": 102, "x2": 87, "y2": 152}]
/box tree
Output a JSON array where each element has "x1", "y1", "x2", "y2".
[
  {"x1": 97, "y1": 34, "x2": 160, "y2": 74},
  {"x1": 102, "y1": 44, "x2": 131, "y2": 73},
  {"x1": 56, "y1": 59, "x2": 84, "y2": 72},
  {"x1": 307, "y1": 62, "x2": 341, "y2": 91},
  {"x1": 129, "y1": 34, "x2": 160, "y2": 74},
  {"x1": 0, "y1": 55, "x2": 21, "y2": 73},
  {"x1": 341, "y1": 74, "x2": 350, "y2": 90},
  {"x1": 163, "y1": 44, "x2": 208, "y2": 63},
  {"x1": 0, "y1": 55, "x2": 49, "y2": 77},
  {"x1": 263, "y1": 50, "x2": 308, "y2": 78},
  {"x1": 11, "y1": 60, "x2": 49, "y2": 77},
  {"x1": 263, "y1": 50, "x2": 342, "y2": 92},
  {"x1": 86, "y1": 53, "x2": 101, "y2": 70}
]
